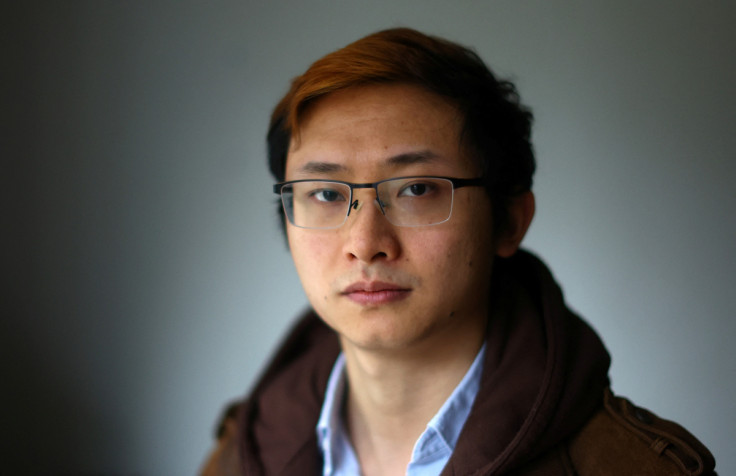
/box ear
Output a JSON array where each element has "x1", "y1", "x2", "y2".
[{"x1": 495, "y1": 191, "x2": 535, "y2": 258}]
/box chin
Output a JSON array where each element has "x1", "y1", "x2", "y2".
[{"x1": 341, "y1": 317, "x2": 438, "y2": 352}]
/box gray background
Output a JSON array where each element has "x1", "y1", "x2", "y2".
[{"x1": 5, "y1": 1, "x2": 735, "y2": 474}]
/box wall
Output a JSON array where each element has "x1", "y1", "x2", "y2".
[{"x1": 5, "y1": 1, "x2": 735, "y2": 474}]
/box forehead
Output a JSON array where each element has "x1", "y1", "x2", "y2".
[{"x1": 285, "y1": 84, "x2": 472, "y2": 179}]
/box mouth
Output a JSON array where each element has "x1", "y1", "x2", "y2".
[{"x1": 341, "y1": 281, "x2": 412, "y2": 306}]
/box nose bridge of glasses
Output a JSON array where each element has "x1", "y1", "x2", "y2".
[{"x1": 347, "y1": 183, "x2": 383, "y2": 216}]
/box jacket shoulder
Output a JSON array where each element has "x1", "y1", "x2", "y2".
[
  {"x1": 199, "y1": 401, "x2": 243, "y2": 476},
  {"x1": 568, "y1": 389, "x2": 715, "y2": 475}
]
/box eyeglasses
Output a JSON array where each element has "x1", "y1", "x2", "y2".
[{"x1": 273, "y1": 176, "x2": 485, "y2": 229}]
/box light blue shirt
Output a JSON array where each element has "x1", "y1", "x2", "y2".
[{"x1": 316, "y1": 344, "x2": 486, "y2": 476}]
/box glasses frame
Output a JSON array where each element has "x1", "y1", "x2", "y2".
[{"x1": 273, "y1": 175, "x2": 485, "y2": 229}]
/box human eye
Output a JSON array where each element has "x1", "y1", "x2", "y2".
[
  {"x1": 308, "y1": 187, "x2": 347, "y2": 203},
  {"x1": 397, "y1": 179, "x2": 437, "y2": 198}
]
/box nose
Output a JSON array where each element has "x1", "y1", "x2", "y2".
[{"x1": 342, "y1": 190, "x2": 401, "y2": 263}]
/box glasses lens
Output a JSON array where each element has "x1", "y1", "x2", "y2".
[
  {"x1": 281, "y1": 181, "x2": 351, "y2": 229},
  {"x1": 377, "y1": 177, "x2": 454, "y2": 226}
]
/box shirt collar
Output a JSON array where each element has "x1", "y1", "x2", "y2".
[
  {"x1": 412, "y1": 343, "x2": 486, "y2": 462},
  {"x1": 316, "y1": 353, "x2": 349, "y2": 475}
]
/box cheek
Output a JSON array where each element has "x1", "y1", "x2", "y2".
[
  {"x1": 409, "y1": 230, "x2": 471, "y2": 274},
  {"x1": 410, "y1": 217, "x2": 493, "y2": 286},
  {"x1": 418, "y1": 217, "x2": 488, "y2": 257},
  {"x1": 288, "y1": 230, "x2": 339, "y2": 283}
]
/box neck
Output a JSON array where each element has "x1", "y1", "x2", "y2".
[{"x1": 339, "y1": 317, "x2": 486, "y2": 476}]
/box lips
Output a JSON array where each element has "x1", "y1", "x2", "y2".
[{"x1": 341, "y1": 281, "x2": 411, "y2": 306}]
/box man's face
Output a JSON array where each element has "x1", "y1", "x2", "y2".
[{"x1": 284, "y1": 84, "x2": 497, "y2": 354}]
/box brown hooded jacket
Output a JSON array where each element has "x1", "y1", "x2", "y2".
[{"x1": 201, "y1": 251, "x2": 715, "y2": 475}]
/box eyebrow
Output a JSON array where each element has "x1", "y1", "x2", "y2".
[
  {"x1": 296, "y1": 161, "x2": 347, "y2": 175},
  {"x1": 386, "y1": 150, "x2": 440, "y2": 167},
  {"x1": 296, "y1": 150, "x2": 440, "y2": 176}
]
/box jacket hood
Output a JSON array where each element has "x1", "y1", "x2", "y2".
[
  {"x1": 445, "y1": 251, "x2": 611, "y2": 475},
  {"x1": 236, "y1": 250, "x2": 611, "y2": 475}
]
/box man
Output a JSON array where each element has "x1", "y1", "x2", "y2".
[{"x1": 201, "y1": 28, "x2": 715, "y2": 475}]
